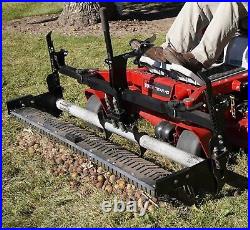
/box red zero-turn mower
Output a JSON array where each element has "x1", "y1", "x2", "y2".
[{"x1": 7, "y1": 8, "x2": 248, "y2": 202}]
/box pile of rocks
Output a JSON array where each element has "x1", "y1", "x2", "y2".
[{"x1": 17, "y1": 129, "x2": 168, "y2": 213}]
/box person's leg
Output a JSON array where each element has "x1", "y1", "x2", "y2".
[
  {"x1": 191, "y1": 2, "x2": 248, "y2": 68},
  {"x1": 162, "y1": 2, "x2": 219, "y2": 52}
]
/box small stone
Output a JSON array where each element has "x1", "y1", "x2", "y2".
[
  {"x1": 114, "y1": 184, "x2": 120, "y2": 191},
  {"x1": 147, "y1": 204, "x2": 155, "y2": 213},
  {"x1": 58, "y1": 170, "x2": 65, "y2": 176},
  {"x1": 40, "y1": 137, "x2": 48, "y2": 146},
  {"x1": 134, "y1": 191, "x2": 142, "y2": 200},
  {"x1": 102, "y1": 179, "x2": 109, "y2": 189},
  {"x1": 96, "y1": 181, "x2": 104, "y2": 189},
  {"x1": 64, "y1": 162, "x2": 70, "y2": 170},
  {"x1": 137, "y1": 198, "x2": 144, "y2": 209},
  {"x1": 120, "y1": 191, "x2": 128, "y2": 200},
  {"x1": 69, "y1": 165, "x2": 75, "y2": 173},
  {"x1": 82, "y1": 168, "x2": 89, "y2": 176},
  {"x1": 53, "y1": 170, "x2": 59, "y2": 176},
  {"x1": 159, "y1": 201, "x2": 167, "y2": 208},
  {"x1": 28, "y1": 146, "x2": 35, "y2": 155},
  {"x1": 106, "y1": 171, "x2": 111, "y2": 177},
  {"x1": 133, "y1": 212, "x2": 139, "y2": 218},
  {"x1": 19, "y1": 140, "x2": 25, "y2": 147},
  {"x1": 55, "y1": 157, "x2": 63, "y2": 165},
  {"x1": 78, "y1": 158, "x2": 85, "y2": 165},
  {"x1": 89, "y1": 168, "x2": 97, "y2": 177},
  {"x1": 105, "y1": 184, "x2": 113, "y2": 193},
  {"x1": 27, "y1": 139, "x2": 35, "y2": 147},
  {"x1": 49, "y1": 168, "x2": 54, "y2": 174},
  {"x1": 127, "y1": 189, "x2": 134, "y2": 197},
  {"x1": 128, "y1": 195, "x2": 136, "y2": 201},
  {"x1": 109, "y1": 175, "x2": 116, "y2": 184},
  {"x1": 83, "y1": 175, "x2": 90, "y2": 182},
  {"x1": 36, "y1": 147, "x2": 42, "y2": 153},
  {"x1": 33, "y1": 143, "x2": 39, "y2": 150},
  {"x1": 76, "y1": 166, "x2": 82, "y2": 173},
  {"x1": 126, "y1": 184, "x2": 133, "y2": 191},
  {"x1": 61, "y1": 154, "x2": 67, "y2": 161},
  {"x1": 59, "y1": 148, "x2": 64, "y2": 153},
  {"x1": 97, "y1": 167, "x2": 104, "y2": 174},
  {"x1": 51, "y1": 147, "x2": 57, "y2": 154},
  {"x1": 69, "y1": 180, "x2": 79, "y2": 189},
  {"x1": 66, "y1": 158, "x2": 73, "y2": 164},
  {"x1": 71, "y1": 172, "x2": 78, "y2": 179},
  {"x1": 117, "y1": 179, "x2": 126, "y2": 190},
  {"x1": 74, "y1": 161, "x2": 80, "y2": 167},
  {"x1": 97, "y1": 175, "x2": 105, "y2": 183}
]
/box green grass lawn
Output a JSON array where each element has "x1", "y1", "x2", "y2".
[
  {"x1": 2, "y1": 3, "x2": 248, "y2": 228},
  {"x1": 2, "y1": 2, "x2": 63, "y2": 22}
]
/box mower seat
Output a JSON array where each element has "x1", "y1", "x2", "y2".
[
  {"x1": 219, "y1": 16, "x2": 248, "y2": 69},
  {"x1": 139, "y1": 55, "x2": 205, "y2": 86},
  {"x1": 223, "y1": 34, "x2": 248, "y2": 69}
]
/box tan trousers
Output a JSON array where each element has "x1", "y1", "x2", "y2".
[{"x1": 162, "y1": 2, "x2": 248, "y2": 67}]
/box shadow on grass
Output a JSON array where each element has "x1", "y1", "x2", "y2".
[{"x1": 122, "y1": 2, "x2": 184, "y2": 21}]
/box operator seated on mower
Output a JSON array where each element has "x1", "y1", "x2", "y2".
[{"x1": 130, "y1": 2, "x2": 248, "y2": 74}]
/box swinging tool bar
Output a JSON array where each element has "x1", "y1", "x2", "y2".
[{"x1": 56, "y1": 99, "x2": 203, "y2": 167}]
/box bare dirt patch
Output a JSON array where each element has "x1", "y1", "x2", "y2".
[{"x1": 3, "y1": 13, "x2": 175, "y2": 38}]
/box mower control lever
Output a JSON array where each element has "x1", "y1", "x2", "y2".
[
  {"x1": 100, "y1": 7, "x2": 113, "y2": 61},
  {"x1": 129, "y1": 38, "x2": 154, "y2": 56},
  {"x1": 129, "y1": 34, "x2": 156, "y2": 51}
]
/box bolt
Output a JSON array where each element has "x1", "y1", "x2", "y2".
[
  {"x1": 215, "y1": 108, "x2": 219, "y2": 112},
  {"x1": 184, "y1": 98, "x2": 191, "y2": 102},
  {"x1": 174, "y1": 179, "x2": 178, "y2": 185},
  {"x1": 219, "y1": 140, "x2": 224, "y2": 145},
  {"x1": 185, "y1": 174, "x2": 190, "y2": 179},
  {"x1": 218, "y1": 135, "x2": 223, "y2": 139},
  {"x1": 213, "y1": 147, "x2": 218, "y2": 157}
]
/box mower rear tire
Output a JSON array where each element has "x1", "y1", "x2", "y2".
[
  {"x1": 176, "y1": 130, "x2": 202, "y2": 157},
  {"x1": 86, "y1": 95, "x2": 103, "y2": 131},
  {"x1": 86, "y1": 95, "x2": 102, "y2": 113}
]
